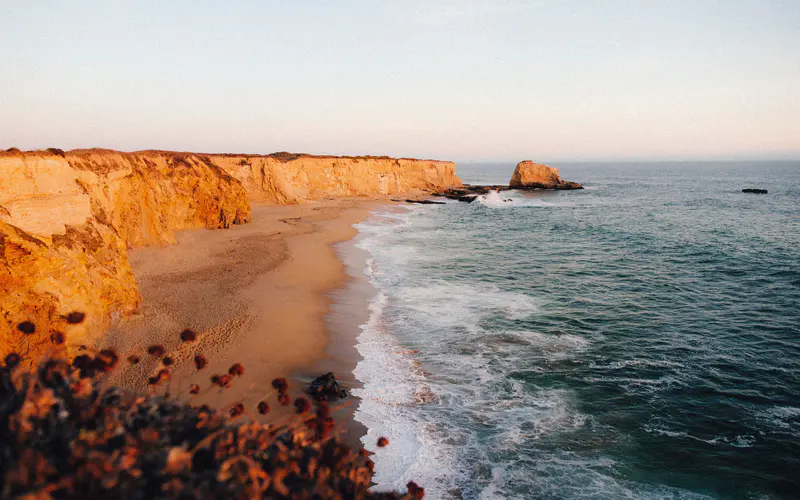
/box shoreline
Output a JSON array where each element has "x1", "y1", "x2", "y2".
[
  {"x1": 101, "y1": 198, "x2": 386, "y2": 443},
  {"x1": 300, "y1": 235, "x2": 376, "y2": 447}
]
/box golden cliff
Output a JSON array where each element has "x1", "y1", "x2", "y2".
[
  {"x1": 208, "y1": 152, "x2": 460, "y2": 204},
  {"x1": 1, "y1": 148, "x2": 460, "y2": 365}
]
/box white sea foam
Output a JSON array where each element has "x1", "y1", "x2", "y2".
[
  {"x1": 643, "y1": 423, "x2": 756, "y2": 448},
  {"x1": 353, "y1": 209, "x2": 465, "y2": 496},
  {"x1": 754, "y1": 405, "x2": 800, "y2": 437},
  {"x1": 352, "y1": 291, "x2": 442, "y2": 490},
  {"x1": 487, "y1": 387, "x2": 589, "y2": 449},
  {"x1": 476, "y1": 189, "x2": 514, "y2": 207},
  {"x1": 517, "y1": 330, "x2": 590, "y2": 352},
  {"x1": 473, "y1": 189, "x2": 585, "y2": 209},
  {"x1": 589, "y1": 359, "x2": 687, "y2": 370},
  {"x1": 350, "y1": 205, "x2": 712, "y2": 499},
  {"x1": 395, "y1": 282, "x2": 539, "y2": 323}
]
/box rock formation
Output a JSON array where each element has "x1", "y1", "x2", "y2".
[
  {"x1": 509, "y1": 161, "x2": 583, "y2": 190},
  {"x1": 307, "y1": 372, "x2": 348, "y2": 401},
  {"x1": 208, "y1": 153, "x2": 460, "y2": 204},
  {"x1": 1, "y1": 149, "x2": 251, "y2": 366},
  {"x1": 1, "y1": 148, "x2": 461, "y2": 365},
  {"x1": 435, "y1": 161, "x2": 582, "y2": 202}
]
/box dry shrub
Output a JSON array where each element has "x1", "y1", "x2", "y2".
[{"x1": 0, "y1": 320, "x2": 423, "y2": 499}]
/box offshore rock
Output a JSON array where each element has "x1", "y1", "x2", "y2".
[
  {"x1": 434, "y1": 161, "x2": 584, "y2": 204},
  {"x1": 509, "y1": 161, "x2": 583, "y2": 190},
  {"x1": 400, "y1": 199, "x2": 447, "y2": 205}
]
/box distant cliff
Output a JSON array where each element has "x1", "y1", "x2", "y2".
[
  {"x1": 0, "y1": 148, "x2": 461, "y2": 364},
  {"x1": 208, "y1": 152, "x2": 460, "y2": 204}
]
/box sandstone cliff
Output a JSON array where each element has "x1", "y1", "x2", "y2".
[
  {"x1": 209, "y1": 153, "x2": 460, "y2": 204},
  {"x1": 1, "y1": 148, "x2": 461, "y2": 365},
  {"x1": 509, "y1": 161, "x2": 583, "y2": 189},
  {"x1": 1, "y1": 149, "x2": 250, "y2": 365}
]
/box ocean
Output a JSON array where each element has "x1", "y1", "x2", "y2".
[{"x1": 350, "y1": 161, "x2": 800, "y2": 500}]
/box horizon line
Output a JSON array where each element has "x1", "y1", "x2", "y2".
[{"x1": 3, "y1": 146, "x2": 798, "y2": 165}]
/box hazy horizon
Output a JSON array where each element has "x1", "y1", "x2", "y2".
[
  {"x1": 2, "y1": 1, "x2": 798, "y2": 162},
  {"x1": 5, "y1": 146, "x2": 799, "y2": 164}
]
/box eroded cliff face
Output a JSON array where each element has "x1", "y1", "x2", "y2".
[
  {"x1": 1, "y1": 149, "x2": 461, "y2": 365},
  {"x1": 210, "y1": 153, "x2": 461, "y2": 204},
  {"x1": 0, "y1": 219, "x2": 139, "y2": 367},
  {"x1": 0, "y1": 149, "x2": 251, "y2": 365}
]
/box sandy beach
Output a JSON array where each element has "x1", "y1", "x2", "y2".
[{"x1": 102, "y1": 198, "x2": 384, "y2": 443}]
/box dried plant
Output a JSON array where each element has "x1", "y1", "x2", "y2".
[{"x1": 0, "y1": 320, "x2": 422, "y2": 499}]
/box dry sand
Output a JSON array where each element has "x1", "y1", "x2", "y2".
[{"x1": 102, "y1": 198, "x2": 384, "y2": 443}]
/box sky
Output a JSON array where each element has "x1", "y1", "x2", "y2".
[{"x1": 1, "y1": 1, "x2": 798, "y2": 162}]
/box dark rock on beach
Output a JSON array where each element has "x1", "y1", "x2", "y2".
[{"x1": 308, "y1": 372, "x2": 348, "y2": 401}]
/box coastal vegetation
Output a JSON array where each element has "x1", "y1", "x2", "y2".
[{"x1": 0, "y1": 319, "x2": 424, "y2": 499}]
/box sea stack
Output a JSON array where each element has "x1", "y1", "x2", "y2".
[{"x1": 509, "y1": 161, "x2": 583, "y2": 190}]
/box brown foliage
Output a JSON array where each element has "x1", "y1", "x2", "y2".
[
  {"x1": 0, "y1": 353, "x2": 425, "y2": 499},
  {"x1": 0, "y1": 318, "x2": 425, "y2": 498}
]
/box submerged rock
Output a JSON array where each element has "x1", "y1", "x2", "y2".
[
  {"x1": 402, "y1": 199, "x2": 447, "y2": 205},
  {"x1": 434, "y1": 185, "x2": 502, "y2": 202},
  {"x1": 308, "y1": 372, "x2": 348, "y2": 401}
]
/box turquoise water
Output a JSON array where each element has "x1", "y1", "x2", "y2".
[{"x1": 353, "y1": 162, "x2": 800, "y2": 499}]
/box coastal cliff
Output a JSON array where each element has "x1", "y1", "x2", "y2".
[
  {"x1": 0, "y1": 149, "x2": 251, "y2": 365},
  {"x1": 210, "y1": 153, "x2": 460, "y2": 204},
  {"x1": 0, "y1": 148, "x2": 460, "y2": 364}
]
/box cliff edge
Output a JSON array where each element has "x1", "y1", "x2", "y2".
[
  {"x1": 209, "y1": 152, "x2": 460, "y2": 204},
  {"x1": 1, "y1": 148, "x2": 460, "y2": 365}
]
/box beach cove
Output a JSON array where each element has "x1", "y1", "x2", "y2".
[{"x1": 101, "y1": 199, "x2": 383, "y2": 442}]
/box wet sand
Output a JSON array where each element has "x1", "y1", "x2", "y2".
[
  {"x1": 300, "y1": 236, "x2": 377, "y2": 445},
  {"x1": 102, "y1": 198, "x2": 385, "y2": 444}
]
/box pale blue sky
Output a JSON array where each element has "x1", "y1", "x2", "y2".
[{"x1": 1, "y1": 1, "x2": 798, "y2": 161}]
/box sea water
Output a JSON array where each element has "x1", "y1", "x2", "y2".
[{"x1": 352, "y1": 161, "x2": 800, "y2": 499}]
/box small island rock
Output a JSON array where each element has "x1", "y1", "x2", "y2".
[{"x1": 509, "y1": 161, "x2": 583, "y2": 190}]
